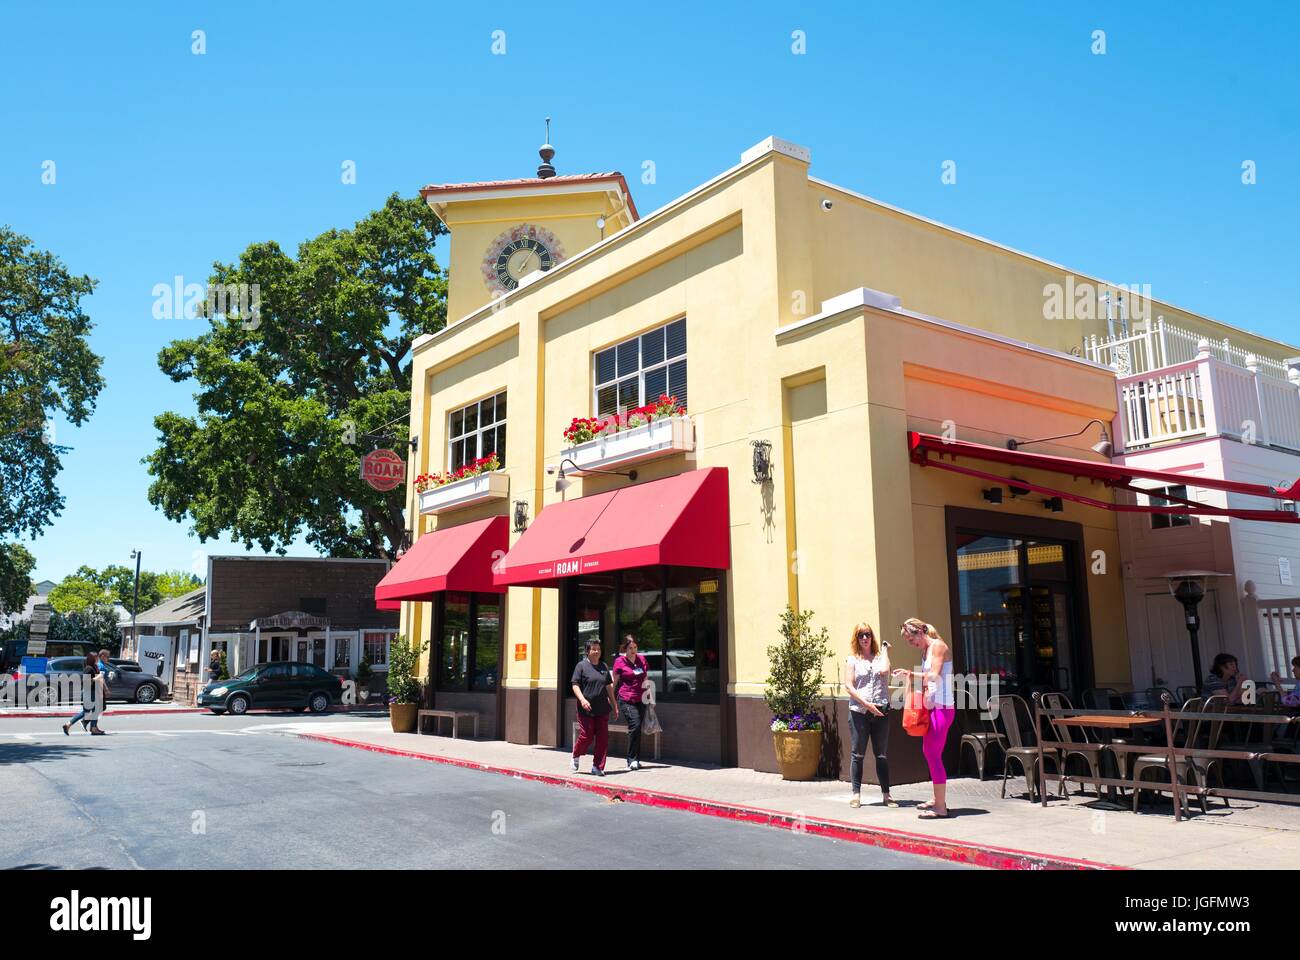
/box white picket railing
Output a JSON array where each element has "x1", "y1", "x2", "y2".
[
  {"x1": 1085, "y1": 316, "x2": 1292, "y2": 380},
  {"x1": 1243, "y1": 583, "x2": 1300, "y2": 679},
  {"x1": 1116, "y1": 351, "x2": 1300, "y2": 453}
]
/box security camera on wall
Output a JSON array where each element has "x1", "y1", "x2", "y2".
[{"x1": 820, "y1": 198, "x2": 833, "y2": 211}]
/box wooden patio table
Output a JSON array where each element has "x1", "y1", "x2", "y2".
[{"x1": 1048, "y1": 714, "x2": 1165, "y2": 807}]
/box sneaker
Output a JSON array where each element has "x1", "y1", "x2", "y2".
[
  {"x1": 849, "y1": 795, "x2": 861, "y2": 809},
  {"x1": 570, "y1": 757, "x2": 580, "y2": 772},
  {"x1": 592, "y1": 765, "x2": 605, "y2": 777},
  {"x1": 628, "y1": 760, "x2": 640, "y2": 771}
]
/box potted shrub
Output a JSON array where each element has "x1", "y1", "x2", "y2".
[
  {"x1": 355, "y1": 657, "x2": 373, "y2": 702},
  {"x1": 386, "y1": 634, "x2": 428, "y2": 733},
  {"x1": 764, "y1": 606, "x2": 832, "y2": 780}
]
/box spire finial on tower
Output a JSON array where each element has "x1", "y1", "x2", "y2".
[{"x1": 537, "y1": 116, "x2": 556, "y2": 179}]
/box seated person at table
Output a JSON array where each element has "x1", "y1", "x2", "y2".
[
  {"x1": 1270, "y1": 656, "x2": 1300, "y2": 707},
  {"x1": 1204, "y1": 653, "x2": 1246, "y2": 705}
]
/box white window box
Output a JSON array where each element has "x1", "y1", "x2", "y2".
[
  {"x1": 562, "y1": 415, "x2": 694, "y2": 475},
  {"x1": 418, "y1": 470, "x2": 509, "y2": 515}
]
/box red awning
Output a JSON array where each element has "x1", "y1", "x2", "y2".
[
  {"x1": 908, "y1": 432, "x2": 1300, "y2": 523},
  {"x1": 375, "y1": 516, "x2": 508, "y2": 610},
  {"x1": 494, "y1": 468, "x2": 731, "y2": 588}
]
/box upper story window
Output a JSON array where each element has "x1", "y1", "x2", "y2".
[
  {"x1": 594, "y1": 318, "x2": 686, "y2": 417},
  {"x1": 449, "y1": 392, "x2": 506, "y2": 471},
  {"x1": 1149, "y1": 485, "x2": 1192, "y2": 529}
]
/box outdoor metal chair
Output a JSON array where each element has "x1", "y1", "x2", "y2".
[
  {"x1": 1041, "y1": 692, "x2": 1106, "y2": 797},
  {"x1": 1175, "y1": 686, "x2": 1198, "y2": 706},
  {"x1": 1082, "y1": 687, "x2": 1124, "y2": 710},
  {"x1": 959, "y1": 677, "x2": 1006, "y2": 780},
  {"x1": 996, "y1": 694, "x2": 1063, "y2": 802},
  {"x1": 1122, "y1": 689, "x2": 1155, "y2": 710},
  {"x1": 1130, "y1": 696, "x2": 1230, "y2": 815}
]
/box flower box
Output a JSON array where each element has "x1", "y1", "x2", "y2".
[
  {"x1": 561, "y1": 415, "x2": 694, "y2": 475},
  {"x1": 418, "y1": 470, "x2": 509, "y2": 515}
]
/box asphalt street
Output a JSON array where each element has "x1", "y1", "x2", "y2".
[{"x1": 0, "y1": 711, "x2": 969, "y2": 870}]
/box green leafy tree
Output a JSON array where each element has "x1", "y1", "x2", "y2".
[
  {"x1": 2, "y1": 607, "x2": 120, "y2": 652},
  {"x1": 145, "y1": 195, "x2": 448, "y2": 560},
  {"x1": 48, "y1": 570, "x2": 113, "y2": 613},
  {"x1": 0, "y1": 542, "x2": 35, "y2": 616},
  {"x1": 95, "y1": 564, "x2": 201, "y2": 614},
  {"x1": 764, "y1": 606, "x2": 832, "y2": 724},
  {"x1": 0, "y1": 227, "x2": 104, "y2": 539},
  {"x1": 1, "y1": 227, "x2": 104, "y2": 604}
]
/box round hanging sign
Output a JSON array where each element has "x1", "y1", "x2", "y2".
[{"x1": 361, "y1": 448, "x2": 405, "y2": 491}]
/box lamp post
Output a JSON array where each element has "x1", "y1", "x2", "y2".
[
  {"x1": 1163, "y1": 571, "x2": 1231, "y2": 695},
  {"x1": 129, "y1": 549, "x2": 141, "y2": 656}
]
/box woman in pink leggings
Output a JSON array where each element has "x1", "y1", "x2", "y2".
[{"x1": 894, "y1": 618, "x2": 955, "y2": 819}]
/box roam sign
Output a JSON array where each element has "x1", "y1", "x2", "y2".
[{"x1": 361, "y1": 449, "x2": 405, "y2": 492}]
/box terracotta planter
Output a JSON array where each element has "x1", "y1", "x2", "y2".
[
  {"x1": 772, "y1": 729, "x2": 823, "y2": 781},
  {"x1": 390, "y1": 702, "x2": 418, "y2": 733}
]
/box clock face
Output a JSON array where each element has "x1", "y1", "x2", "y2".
[{"x1": 482, "y1": 224, "x2": 565, "y2": 296}]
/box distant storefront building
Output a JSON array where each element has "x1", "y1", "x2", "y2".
[{"x1": 125, "y1": 557, "x2": 398, "y2": 704}]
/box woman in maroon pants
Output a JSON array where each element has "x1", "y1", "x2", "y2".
[{"x1": 571, "y1": 640, "x2": 618, "y2": 776}]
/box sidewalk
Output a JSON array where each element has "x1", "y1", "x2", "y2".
[{"x1": 295, "y1": 720, "x2": 1300, "y2": 869}]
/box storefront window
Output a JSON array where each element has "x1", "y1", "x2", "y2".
[
  {"x1": 435, "y1": 592, "x2": 501, "y2": 693},
  {"x1": 449, "y1": 392, "x2": 507, "y2": 471},
  {"x1": 594, "y1": 318, "x2": 687, "y2": 416},
  {"x1": 362, "y1": 632, "x2": 390, "y2": 668},
  {"x1": 565, "y1": 567, "x2": 720, "y2": 703}
]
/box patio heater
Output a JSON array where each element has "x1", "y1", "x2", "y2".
[{"x1": 1163, "y1": 571, "x2": 1231, "y2": 694}]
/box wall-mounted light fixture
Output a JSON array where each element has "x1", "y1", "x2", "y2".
[
  {"x1": 1006, "y1": 419, "x2": 1113, "y2": 458},
  {"x1": 512, "y1": 500, "x2": 529, "y2": 533},
  {"x1": 1043, "y1": 496, "x2": 1064, "y2": 512},
  {"x1": 549, "y1": 458, "x2": 637, "y2": 494},
  {"x1": 982, "y1": 487, "x2": 1003, "y2": 504},
  {"x1": 750, "y1": 439, "x2": 773, "y2": 485},
  {"x1": 1008, "y1": 478, "x2": 1032, "y2": 498}
]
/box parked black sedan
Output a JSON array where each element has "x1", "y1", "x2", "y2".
[{"x1": 198, "y1": 661, "x2": 343, "y2": 715}]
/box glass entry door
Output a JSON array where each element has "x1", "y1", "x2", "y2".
[{"x1": 953, "y1": 532, "x2": 1081, "y2": 698}]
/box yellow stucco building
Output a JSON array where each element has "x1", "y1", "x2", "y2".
[{"x1": 375, "y1": 135, "x2": 1300, "y2": 779}]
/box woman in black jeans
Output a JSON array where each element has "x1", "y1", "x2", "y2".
[{"x1": 842, "y1": 623, "x2": 895, "y2": 808}]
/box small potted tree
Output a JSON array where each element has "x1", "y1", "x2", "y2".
[
  {"x1": 386, "y1": 634, "x2": 428, "y2": 733},
  {"x1": 355, "y1": 657, "x2": 373, "y2": 702},
  {"x1": 764, "y1": 606, "x2": 832, "y2": 780}
]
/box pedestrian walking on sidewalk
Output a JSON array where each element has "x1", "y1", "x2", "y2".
[
  {"x1": 571, "y1": 640, "x2": 617, "y2": 776},
  {"x1": 843, "y1": 623, "x2": 895, "y2": 809},
  {"x1": 612, "y1": 635, "x2": 650, "y2": 770},
  {"x1": 894, "y1": 619, "x2": 954, "y2": 819},
  {"x1": 62, "y1": 653, "x2": 107, "y2": 736}
]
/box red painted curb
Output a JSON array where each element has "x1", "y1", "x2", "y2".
[
  {"x1": 297, "y1": 732, "x2": 1123, "y2": 871},
  {"x1": 0, "y1": 707, "x2": 205, "y2": 719}
]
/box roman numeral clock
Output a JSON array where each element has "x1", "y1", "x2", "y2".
[{"x1": 482, "y1": 223, "x2": 566, "y2": 295}]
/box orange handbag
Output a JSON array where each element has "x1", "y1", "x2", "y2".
[{"x1": 902, "y1": 688, "x2": 930, "y2": 737}]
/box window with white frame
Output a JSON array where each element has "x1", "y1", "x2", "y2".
[
  {"x1": 448, "y1": 392, "x2": 506, "y2": 472},
  {"x1": 1148, "y1": 485, "x2": 1192, "y2": 529},
  {"x1": 362, "y1": 631, "x2": 392, "y2": 668},
  {"x1": 332, "y1": 634, "x2": 353, "y2": 669},
  {"x1": 594, "y1": 318, "x2": 686, "y2": 417}
]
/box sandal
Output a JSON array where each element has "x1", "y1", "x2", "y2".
[
  {"x1": 917, "y1": 800, "x2": 935, "y2": 810},
  {"x1": 918, "y1": 809, "x2": 949, "y2": 819},
  {"x1": 883, "y1": 797, "x2": 900, "y2": 808}
]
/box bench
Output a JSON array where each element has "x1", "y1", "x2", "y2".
[
  {"x1": 417, "y1": 709, "x2": 479, "y2": 739},
  {"x1": 572, "y1": 720, "x2": 661, "y2": 760}
]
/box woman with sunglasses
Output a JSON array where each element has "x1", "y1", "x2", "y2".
[{"x1": 842, "y1": 623, "x2": 896, "y2": 808}]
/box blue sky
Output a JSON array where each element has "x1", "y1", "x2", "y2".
[{"x1": 2, "y1": 1, "x2": 1297, "y2": 583}]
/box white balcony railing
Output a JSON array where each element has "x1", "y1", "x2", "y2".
[
  {"x1": 417, "y1": 470, "x2": 509, "y2": 515},
  {"x1": 1116, "y1": 348, "x2": 1300, "y2": 453},
  {"x1": 560, "y1": 415, "x2": 694, "y2": 476},
  {"x1": 1085, "y1": 316, "x2": 1293, "y2": 380}
]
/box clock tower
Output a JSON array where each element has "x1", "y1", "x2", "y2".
[{"x1": 420, "y1": 121, "x2": 638, "y2": 323}]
